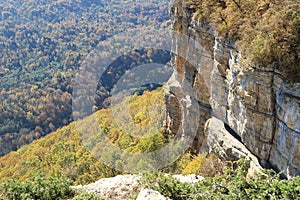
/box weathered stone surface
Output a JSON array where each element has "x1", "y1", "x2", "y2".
[
  {"x1": 270, "y1": 77, "x2": 300, "y2": 178},
  {"x1": 172, "y1": 174, "x2": 204, "y2": 183},
  {"x1": 166, "y1": 0, "x2": 300, "y2": 178},
  {"x1": 270, "y1": 120, "x2": 300, "y2": 179},
  {"x1": 72, "y1": 175, "x2": 141, "y2": 200},
  {"x1": 137, "y1": 189, "x2": 168, "y2": 200},
  {"x1": 194, "y1": 71, "x2": 210, "y2": 104},
  {"x1": 73, "y1": 174, "x2": 204, "y2": 200},
  {"x1": 165, "y1": 0, "x2": 213, "y2": 153},
  {"x1": 204, "y1": 117, "x2": 263, "y2": 177},
  {"x1": 210, "y1": 69, "x2": 228, "y2": 123},
  {"x1": 275, "y1": 79, "x2": 300, "y2": 133}
]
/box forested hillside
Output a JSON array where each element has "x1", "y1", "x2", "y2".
[
  {"x1": 0, "y1": 0, "x2": 171, "y2": 155},
  {"x1": 0, "y1": 88, "x2": 169, "y2": 185}
]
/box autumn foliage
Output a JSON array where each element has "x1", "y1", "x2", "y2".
[
  {"x1": 0, "y1": 88, "x2": 167, "y2": 185},
  {"x1": 0, "y1": 0, "x2": 170, "y2": 155},
  {"x1": 188, "y1": 0, "x2": 300, "y2": 81}
]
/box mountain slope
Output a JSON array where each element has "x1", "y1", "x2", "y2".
[
  {"x1": 0, "y1": 0, "x2": 171, "y2": 156},
  {"x1": 0, "y1": 88, "x2": 166, "y2": 185}
]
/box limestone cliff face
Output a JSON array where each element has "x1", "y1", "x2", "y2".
[{"x1": 166, "y1": 0, "x2": 300, "y2": 178}]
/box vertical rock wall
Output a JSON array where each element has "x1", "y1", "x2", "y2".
[
  {"x1": 165, "y1": 0, "x2": 213, "y2": 152},
  {"x1": 166, "y1": 0, "x2": 300, "y2": 178},
  {"x1": 271, "y1": 79, "x2": 300, "y2": 178}
]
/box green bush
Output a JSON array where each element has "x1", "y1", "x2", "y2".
[
  {"x1": 140, "y1": 172, "x2": 195, "y2": 200},
  {"x1": 141, "y1": 159, "x2": 300, "y2": 200},
  {"x1": 1, "y1": 176, "x2": 73, "y2": 200},
  {"x1": 72, "y1": 192, "x2": 103, "y2": 200}
]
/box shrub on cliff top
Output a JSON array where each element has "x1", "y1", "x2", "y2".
[
  {"x1": 141, "y1": 159, "x2": 300, "y2": 199},
  {"x1": 0, "y1": 176, "x2": 103, "y2": 200},
  {"x1": 0, "y1": 177, "x2": 73, "y2": 200},
  {"x1": 187, "y1": 0, "x2": 300, "y2": 82}
]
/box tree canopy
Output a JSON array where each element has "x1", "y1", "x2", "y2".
[
  {"x1": 188, "y1": 0, "x2": 300, "y2": 82},
  {"x1": 0, "y1": 88, "x2": 169, "y2": 185},
  {"x1": 0, "y1": 0, "x2": 171, "y2": 155}
]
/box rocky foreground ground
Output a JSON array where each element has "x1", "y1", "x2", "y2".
[{"x1": 72, "y1": 174, "x2": 204, "y2": 200}]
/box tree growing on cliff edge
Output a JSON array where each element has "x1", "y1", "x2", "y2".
[{"x1": 187, "y1": 0, "x2": 300, "y2": 82}]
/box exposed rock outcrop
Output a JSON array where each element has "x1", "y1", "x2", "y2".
[
  {"x1": 166, "y1": 0, "x2": 300, "y2": 178},
  {"x1": 271, "y1": 81, "x2": 300, "y2": 178},
  {"x1": 136, "y1": 189, "x2": 168, "y2": 200},
  {"x1": 165, "y1": 0, "x2": 214, "y2": 152},
  {"x1": 72, "y1": 175, "x2": 141, "y2": 200},
  {"x1": 204, "y1": 117, "x2": 262, "y2": 178},
  {"x1": 72, "y1": 174, "x2": 204, "y2": 200}
]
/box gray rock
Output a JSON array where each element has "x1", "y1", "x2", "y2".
[
  {"x1": 165, "y1": 0, "x2": 300, "y2": 178},
  {"x1": 172, "y1": 174, "x2": 204, "y2": 183},
  {"x1": 72, "y1": 175, "x2": 141, "y2": 200},
  {"x1": 204, "y1": 117, "x2": 262, "y2": 178},
  {"x1": 136, "y1": 189, "x2": 168, "y2": 200},
  {"x1": 72, "y1": 174, "x2": 204, "y2": 200}
]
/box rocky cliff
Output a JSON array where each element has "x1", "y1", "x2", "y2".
[{"x1": 165, "y1": 0, "x2": 300, "y2": 178}]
